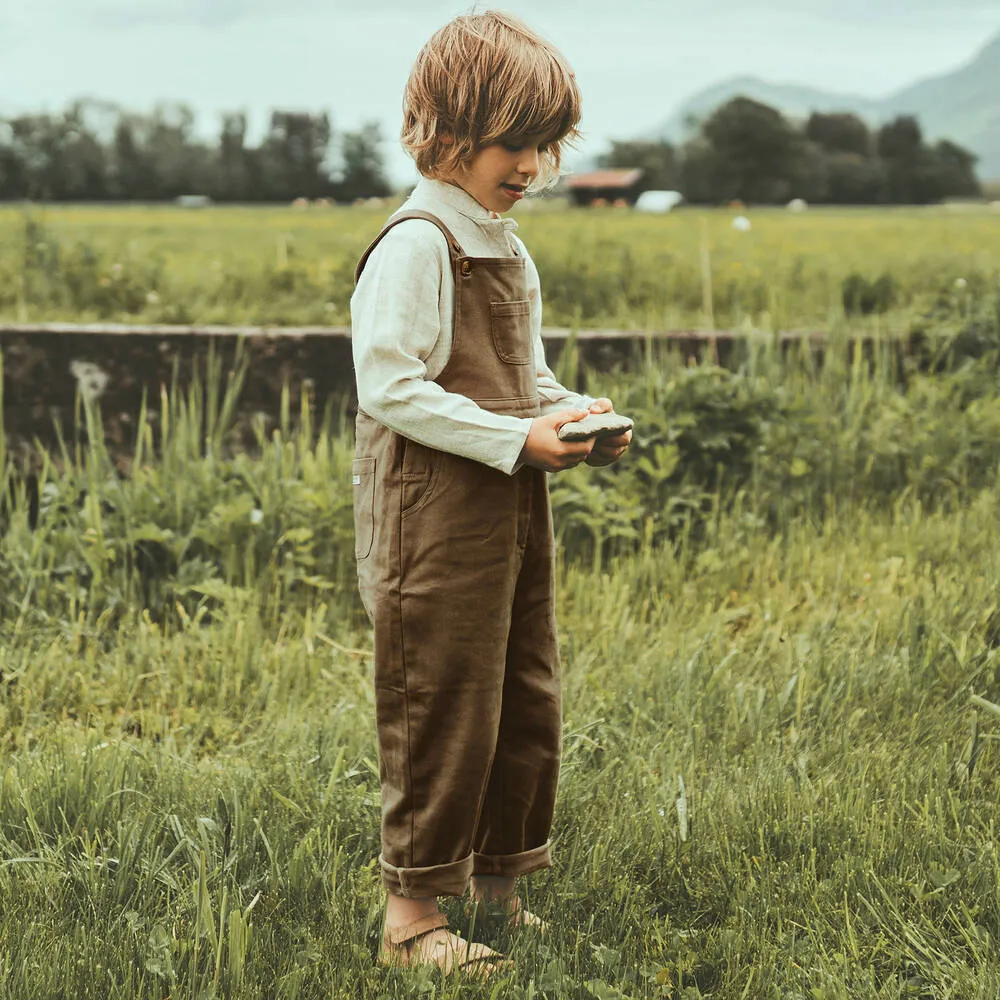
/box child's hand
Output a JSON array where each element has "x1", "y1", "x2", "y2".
[
  {"x1": 521, "y1": 410, "x2": 595, "y2": 472},
  {"x1": 583, "y1": 397, "x2": 632, "y2": 467}
]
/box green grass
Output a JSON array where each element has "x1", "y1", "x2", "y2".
[
  {"x1": 4, "y1": 487, "x2": 1000, "y2": 998},
  {"x1": 3, "y1": 202, "x2": 1000, "y2": 996},
  {"x1": 5, "y1": 334, "x2": 1000, "y2": 996},
  {"x1": 1, "y1": 202, "x2": 998, "y2": 330}
]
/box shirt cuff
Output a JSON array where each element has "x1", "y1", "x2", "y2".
[
  {"x1": 539, "y1": 394, "x2": 586, "y2": 416},
  {"x1": 506, "y1": 421, "x2": 533, "y2": 476}
]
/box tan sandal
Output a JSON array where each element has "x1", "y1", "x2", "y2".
[{"x1": 379, "y1": 911, "x2": 510, "y2": 979}]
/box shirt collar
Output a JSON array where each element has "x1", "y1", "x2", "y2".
[{"x1": 412, "y1": 177, "x2": 519, "y2": 234}]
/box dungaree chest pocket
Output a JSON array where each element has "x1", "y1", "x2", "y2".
[
  {"x1": 489, "y1": 299, "x2": 532, "y2": 365},
  {"x1": 352, "y1": 457, "x2": 376, "y2": 560}
]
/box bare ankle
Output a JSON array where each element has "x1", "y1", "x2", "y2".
[
  {"x1": 470, "y1": 875, "x2": 515, "y2": 903},
  {"x1": 385, "y1": 893, "x2": 440, "y2": 928}
]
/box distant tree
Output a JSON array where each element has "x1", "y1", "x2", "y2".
[
  {"x1": 142, "y1": 102, "x2": 212, "y2": 198},
  {"x1": 0, "y1": 110, "x2": 108, "y2": 200},
  {"x1": 877, "y1": 116, "x2": 924, "y2": 202},
  {"x1": 805, "y1": 112, "x2": 872, "y2": 157},
  {"x1": 824, "y1": 152, "x2": 887, "y2": 204},
  {"x1": 677, "y1": 136, "x2": 721, "y2": 204},
  {"x1": 794, "y1": 140, "x2": 833, "y2": 204},
  {"x1": 58, "y1": 104, "x2": 110, "y2": 199},
  {"x1": 923, "y1": 140, "x2": 981, "y2": 200},
  {"x1": 7, "y1": 115, "x2": 69, "y2": 200},
  {"x1": 597, "y1": 139, "x2": 678, "y2": 191},
  {"x1": 695, "y1": 97, "x2": 809, "y2": 203},
  {"x1": 216, "y1": 111, "x2": 253, "y2": 201},
  {"x1": 333, "y1": 123, "x2": 392, "y2": 202},
  {"x1": 110, "y1": 114, "x2": 157, "y2": 199},
  {"x1": 0, "y1": 122, "x2": 26, "y2": 199},
  {"x1": 876, "y1": 115, "x2": 923, "y2": 161},
  {"x1": 258, "y1": 111, "x2": 333, "y2": 201},
  {"x1": 674, "y1": 99, "x2": 983, "y2": 206}
]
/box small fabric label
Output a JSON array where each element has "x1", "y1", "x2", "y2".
[{"x1": 352, "y1": 475, "x2": 362, "y2": 485}]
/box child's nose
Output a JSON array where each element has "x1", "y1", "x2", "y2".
[{"x1": 517, "y1": 148, "x2": 540, "y2": 177}]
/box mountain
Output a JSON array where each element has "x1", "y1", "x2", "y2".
[
  {"x1": 888, "y1": 32, "x2": 1000, "y2": 182},
  {"x1": 657, "y1": 30, "x2": 1000, "y2": 180},
  {"x1": 659, "y1": 78, "x2": 879, "y2": 137}
]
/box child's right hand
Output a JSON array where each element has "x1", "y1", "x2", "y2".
[{"x1": 520, "y1": 410, "x2": 595, "y2": 473}]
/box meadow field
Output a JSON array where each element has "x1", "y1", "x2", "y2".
[
  {"x1": 2, "y1": 203, "x2": 1000, "y2": 998},
  {"x1": 1, "y1": 200, "x2": 998, "y2": 331}
]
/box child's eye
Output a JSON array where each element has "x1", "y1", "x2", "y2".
[{"x1": 503, "y1": 141, "x2": 551, "y2": 154}]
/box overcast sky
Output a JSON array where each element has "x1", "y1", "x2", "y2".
[{"x1": 3, "y1": 0, "x2": 998, "y2": 184}]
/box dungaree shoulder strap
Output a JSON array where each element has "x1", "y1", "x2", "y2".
[{"x1": 354, "y1": 210, "x2": 467, "y2": 285}]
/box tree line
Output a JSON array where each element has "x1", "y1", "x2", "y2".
[
  {"x1": 0, "y1": 95, "x2": 982, "y2": 206},
  {"x1": 600, "y1": 97, "x2": 982, "y2": 205},
  {"x1": 0, "y1": 99, "x2": 392, "y2": 203}
]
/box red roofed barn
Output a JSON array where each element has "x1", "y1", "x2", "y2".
[{"x1": 566, "y1": 168, "x2": 645, "y2": 207}]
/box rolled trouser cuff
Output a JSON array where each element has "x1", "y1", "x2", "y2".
[
  {"x1": 472, "y1": 841, "x2": 552, "y2": 879},
  {"x1": 380, "y1": 853, "x2": 474, "y2": 898}
]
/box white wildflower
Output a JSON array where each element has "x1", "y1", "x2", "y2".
[{"x1": 69, "y1": 360, "x2": 110, "y2": 402}]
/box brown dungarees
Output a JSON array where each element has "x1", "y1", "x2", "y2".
[{"x1": 353, "y1": 210, "x2": 561, "y2": 898}]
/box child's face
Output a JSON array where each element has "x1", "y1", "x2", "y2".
[{"x1": 449, "y1": 134, "x2": 550, "y2": 214}]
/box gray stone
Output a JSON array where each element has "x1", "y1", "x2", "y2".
[{"x1": 557, "y1": 412, "x2": 633, "y2": 442}]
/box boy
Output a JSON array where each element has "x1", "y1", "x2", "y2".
[{"x1": 351, "y1": 10, "x2": 631, "y2": 977}]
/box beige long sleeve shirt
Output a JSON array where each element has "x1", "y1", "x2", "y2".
[{"x1": 350, "y1": 177, "x2": 583, "y2": 475}]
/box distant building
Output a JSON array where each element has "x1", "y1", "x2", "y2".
[
  {"x1": 566, "y1": 168, "x2": 645, "y2": 207},
  {"x1": 175, "y1": 194, "x2": 212, "y2": 208},
  {"x1": 636, "y1": 190, "x2": 684, "y2": 213}
]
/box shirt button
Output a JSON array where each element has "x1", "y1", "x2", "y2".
[{"x1": 460, "y1": 260, "x2": 472, "y2": 277}]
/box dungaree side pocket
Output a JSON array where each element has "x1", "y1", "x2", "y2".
[
  {"x1": 489, "y1": 299, "x2": 532, "y2": 365},
  {"x1": 400, "y1": 438, "x2": 438, "y2": 517},
  {"x1": 352, "y1": 457, "x2": 376, "y2": 560}
]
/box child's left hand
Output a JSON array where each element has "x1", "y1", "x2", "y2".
[{"x1": 582, "y1": 397, "x2": 632, "y2": 467}]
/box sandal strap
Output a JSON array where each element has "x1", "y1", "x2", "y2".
[
  {"x1": 382, "y1": 911, "x2": 449, "y2": 947},
  {"x1": 453, "y1": 941, "x2": 507, "y2": 974},
  {"x1": 467, "y1": 894, "x2": 548, "y2": 933},
  {"x1": 421, "y1": 935, "x2": 504, "y2": 975},
  {"x1": 380, "y1": 917, "x2": 508, "y2": 978}
]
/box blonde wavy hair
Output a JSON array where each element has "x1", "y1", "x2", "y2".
[{"x1": 401, "y1": 10, "x2": 582, "y2": 190}]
